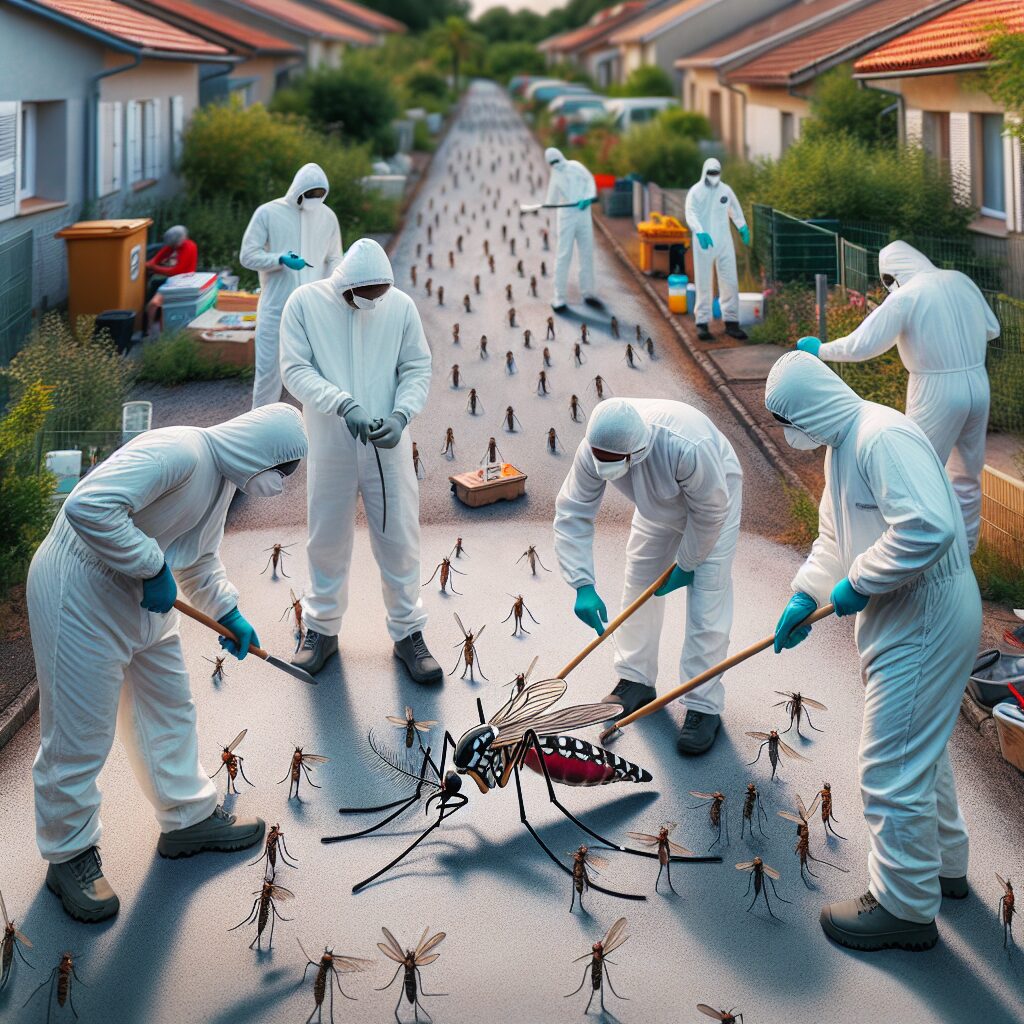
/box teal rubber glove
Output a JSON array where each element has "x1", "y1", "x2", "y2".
[
  {"x1": 574, "y1": 584, "x2": 608, "y2": 636},
  {"x1": 654, "y1": 565, "x2": 694, "y2": 596},
  {"x1": 218, "y1": 607, "x2": 260, "y2": 661},
  {"x1": 774, "y1": 591, "x2": 817, "y2": 654},
  {"x1": 338, "y1": 399, "x2": 374, "y2": 445},
  {"x1": 368, "y1": 412, "x2": 407, "y2": 450},
  {"x1": 577, "y1": 197, "x2": 595, "y2": 211},
  {"x1": 738, "y1": 225, "x2": 751, "y2": 246},
  {"x1": 141, "y1": 562, "x2": 177, "y2": 614},
  {"x1": 831, "y1": 577, "x2": 869, "y2": 618},
  {"x1": 279, "y1": 251, "x2": 306, "y2": 271},
  {"x1": 796, "y1": 336, "x2": 822, "y2": 358},
  {"x1": 697, "y1": 232, "x2": 713, "y2": 250}
]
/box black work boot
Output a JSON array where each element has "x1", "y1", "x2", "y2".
[
  {"x1": 940, "y1": 875, "x2": 969, "y2": 899},
  {"x1": 695, "y1": 322, "x2": 713, "y2": 341},
  {"x1": 583, "y1": 295, "x2": 604, "y2": 310},
  {"x1": 600, "y1": 679, "x2": 657, "y2": 722},
  {"x1": 820, "y1": 892, "x2": 939, "y2": 952},
  {"x1": 551, "y1": 303, "x2": 568, "y2": 314},
  {"x1": 291, "y1": 629, "x2": 338, "y2": 675},
  {"x1": 675, "y1": 709, "x2": 721, "y2": 755},
  {"x1": 46, "y1": 847, "x2": 120, "y2": 923},
  {"x1": 724, "y1": 320, "x2": 748, "y2": 340},
  {"x1": 394, "y1": 631, "x2": 443, "y2": 684}
]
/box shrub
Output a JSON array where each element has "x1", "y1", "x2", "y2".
[
  {"x1": 136, "y1": 333, "x2": 253, "y2": 386},
  {"x1": 610, "y1": 65, "x2": 675, "y2": 98},
  {"x1": 972, "y1": 541, "x2": 1024, "y2": 607},
  {"x1": 803, "y1": 64, "x2": 897, "y2": 147},
  {"x1": 485, "y1": 41, "x2": 547, "y2": 83},
  {"x1": 401, "y1": 63, "x2": 452, "y2": 106},
  {"x1": 611, "y1": 109, "x2": 710, "y2": 187}
]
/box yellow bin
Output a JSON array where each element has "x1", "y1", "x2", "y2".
[{"x1": 56, "y1": 218, "x2": 152, "y2": 333}]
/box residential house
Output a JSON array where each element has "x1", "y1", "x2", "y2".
[
  {"x1": 608, "y1": 0, "x2": 794, "y2": 87},
  {"x1": 711, "y1": 0, "x2": 963, "y2": 160},
  {"x1": 538, "y1": 2, "x2": 653, "y2": 89},
  {"x1": 202, "y1": 0, "x2": 375, "y2": 70},
  {"x1": 299, "y1": 0, "x2": 406, "y2": 41},
  {"x1": 125, "y1": 0, "x2": 303, "y2": 106},
  {"x1": 855, "y1": 0, "x2": 1024, "y2": 236},
  {"x1": 0, "y1": 0, "x2": 234, "y2": 349}
]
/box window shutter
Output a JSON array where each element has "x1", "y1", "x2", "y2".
[
  {"x1": 111, "y1": 101, "x2": 123, "y2": 192},
  {"x1": 126, "y1": 100, "x2": 142, "y2": 183},
  {"x1": 150, "y1": 98, "x2": 161, "y2": 179},
  {"x1": 0, "y1": 101, "x2": 20, "y2": 222},
  {"x1": 949, "y1": 111, "x2": 972, "y2": 205},
  {"x1": 170, "y1": 95, "x2": 184, "y2": 167},
  {"x1": 904, "y1": 108, "x2": 923, "y2": 146}
]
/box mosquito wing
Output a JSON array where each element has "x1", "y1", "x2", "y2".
[
  {"x1": 778, "y1": 810, "x2": 803, "y2": 825},
  {"x1": 745, "y1": 731, "x2": 771, "y2": 741},
  {"x1": 301, "y1": 754, "x2": 330, "y2": 765},
  {"x1": 453, "y1": 612, "x2": 469, "y2": 638},
  {"x1": 489, "y1": 678, "x2": 566, "y2": 729},
  {"x1": 626, "y1": 832, "x2": 660, "y2": 846},
  {"x1": 773, "y1": 691, "x2": 795, "y2": 700},
  {"x1": 269, "y1": 884, "x2": 295, "y2": 901},
  {"x1": 474, "y1": 624, "x2": 486, "y2": 642},
  {"x1": 586, "y1": 853, "x2": 609, "y2": 870},
  {"x1": 0, "y1": 888, "x2": 7, "y2": 924},
  {"x1": 334, "y1": 955, "x2": 375, "y2": 974},
  {"x1": 14, "y1": 929, "x2": 32, "y2": 947},
  {"x1": 735, "y1": 861, "x2": 756, "y2": 871},
  {"x1": 697, "y1": 1005, "x2": 729, "y2": 1021},
  {"x1": 379, "y1": 927, "x2": 406, "y2": 964},
  {"x1": 297, "y1": 938, "x2": 317, "y2": 966},
  {"x1": 997, "y1": 873, "x2": 1010, "y2": 893},
  {"x1": 416, "y1": 953, "x2": 441, "y2": 966},
  {"x1": 762, "y1": 864, "x2": 781, "y2": 880},
  {"x1": 801, "y1": 696, "x2": 828, "y2": 710},
  {"x1": 385, "y1": 716, "x2": 408, "y2": 726},
  {"x1": 414, "y1": 720, "x2": 438, "y2": 732},
  {"x1": 524, "y1": 655, "x2": 539, "y2": 683},
  {"x1": 602, "y1": 917, "x2": 629, "y2": 956},
  {"x1": 804, "y1": 793, "x2": 821, "y2": 818},
  {"x1": 415, "y1": 930, "x2": 446, "y2": 963},
  {"x1": 689, "y1": 791, "x2": 716, "y2": 800},
  {"x1": 777, "y1": 736, "x2": 810, "y2": 761},
  {"x1": 227, "y1": 729, "x2": 247, "y2": 752},
  {"x1": 796, "y1": 794, "x2": 809, "y2": 820},
  {"x1": 668, "y1": 841, "x2": 695, "y2": 858},
  {"x1": 491, "y1": 701, "x2": 612, "y2": 748}
]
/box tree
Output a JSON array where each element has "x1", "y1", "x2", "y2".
[
  {"x1": 486, "y1": 41, "x2": 547, "y2": 83},
  {"x1": 803, "y1": 64, "x2": 897, "y2": 146},
  {"x1": 984, "y1": 27, "x2": 1024, "y2": 142},
  {"x1": 360, "y1": 0, "x2": 469, "y2": 33},
  {"x1": 428, "y1": 16, "x2": 480, "y2": 91},
  {"x1": 475, "y1": 6, "x2": 546, "y2": 44},
  {"x1": 609, "y1": 64, "x2": 675, "y2": 98}
]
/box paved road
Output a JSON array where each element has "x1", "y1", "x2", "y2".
[{"x1": 3, "y1": 82, "x2": 1023, "y2": 1024}]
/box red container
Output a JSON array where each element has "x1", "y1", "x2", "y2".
[{"x1": 594, "y1": 173, "x2": 616, "y2": 190}]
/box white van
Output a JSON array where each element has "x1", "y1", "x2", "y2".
[{"x1": 603, "y1": 97, "x2": 678, "y2": 132}]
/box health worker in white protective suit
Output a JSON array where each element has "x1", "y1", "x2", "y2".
[
  {"x1": 796, "y1": 240, "x2": 1000, "y2": 552},
  {"x1": 543, "y1": 147, "x2": 602, "y2": 313},
  {"x1": 280, "y1": 238, "x2": 441, "y2": 684},
  {"x1": 684, "y1": 157, "x2": 750, "y2": 342},
  {"x1": 241, "y1": 163, "x2": 343, "y2": 409},
  {"x1": 767, "y1": 351, "x2": 980, "y2": 953},
  {"x1": 554, "y1": 398, "x2": 742, "y2": 755},
  {"x1": 27, "y1": 404, "x2": 307, "y2": 923}
]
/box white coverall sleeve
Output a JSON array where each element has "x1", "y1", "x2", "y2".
[
  {"x1": 240, "y1": 206, "x2": 284, "y2": 274},
  {"x1": 62, "y1": 446, "x2": 196, "y2": 580},
  {"x1": 792, "y1": 486, "x2": 845, "y2": 606},
  {"x1": 684, "y1": 188, "x2": 705, "y2": 235},
  {"x1": 673, "y1": 440, "x2": 730, "y2": 571},
  {"x1": 279, "y1": 293, "x2": 351, "y2": 416},
  {"x1": 727, "y1": 186, "x2": 746, "y2": 229},
  {"x1": 817, "y1": 297, "x2": 903, "y2": 363},
  {"x1": 324, "y1": 215, "x2": 343, "y2": 276},
  {"x1": 553, "y1": 444, "x2": 607, "y2": 588},
  {"x1": 392, "y1": 304, "x2": 433, "y2": 424},
  {"x1": 173, "y1": 548, "x2": 238, "y2": 621},
  {"x1": 847, "y1": 433, "x2": 956, "y2": 595}
]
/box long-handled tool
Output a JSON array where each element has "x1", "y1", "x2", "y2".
[
  {"x1": 174, "y1": 599, "x2": 317, "y2": 685},
  {"x1": 598, "y1": 604, "x2": 836, "y2": 744},
  {"x1": 519, "y1": 200, "x2": 595, "y2": 214}
]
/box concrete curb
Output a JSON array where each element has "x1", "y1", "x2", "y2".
[{"x1": 0, "y1": 677, "x2": 37, "y2": 752}]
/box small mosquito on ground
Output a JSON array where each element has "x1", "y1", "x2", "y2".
[
  {"x1": 690, "y1": 790, "x2": 728, "y2": 850},
  {"x1": 774, "y1": 690, "x2": 827, "y2": 736},
  {"x1": 261, "y1": 542, "x2": 294, "y2": 580},
  {"x1": 746, "y1": 729, "x2": 809, "y2": 780}
]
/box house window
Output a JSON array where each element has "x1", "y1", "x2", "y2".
[
  {"x1": 97, "y1": 100, "x2": 123, "y2": 196},
  {"x1": 19, "y1": 103, "x2": 36, "y2": 200},
  {"x1": 781, "y1": 112, "x2": 796, "y2": 153},
  {"x1": 126, "y1": 99, "x2": 161, "y2": 186},
  {"x1": 708, "y1": 90, "x2": 722, "y2": 138},
  {"x1": 922, "y1": 111, "x2": 950, "y2": 162},
  {"x1": 980, "y1": 113, "x2": 1005, "y2": 217}
]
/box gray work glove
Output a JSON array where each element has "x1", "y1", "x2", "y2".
[
  {"x1": 338, "y1": 398, "x2": 373, "y2": 445},
  {"x1": 369, "y1": 412, "x2": 408, "y2": 450}
]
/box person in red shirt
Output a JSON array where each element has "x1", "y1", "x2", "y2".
[{"x1": 147, "y1": 225, "x2": 197, "y2": 284}]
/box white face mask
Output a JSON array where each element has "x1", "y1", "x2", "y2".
[
  {"x1": 783, "y1": 425, "x2": 823, "y2": 451},
  {"x1": 301, "y1": 195, "x2": 325, "y2": 210},
  {"x1": 244, "y1": 469, "x2": 285, "y2": 497},
  {"x1": 351, "y1": 291, "x2": 386, "y2": 310},
  {"x1": 705, "y1": 173, "x2": 720, "y2": 188},
  {"x1": 594, "y1": 456, "x2": 631, "y2": 481}
]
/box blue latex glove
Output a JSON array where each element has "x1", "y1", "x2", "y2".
[
  {"x1": 576, "y1": 197, "x2": 595, "y2": 210},
  {"x1": 831, "y1": 577, "x2": 869, "y2": 618},
  {"x1": 655, "y1": 565, "x2": 694, "y2": 596},
  {"x1": 739, "y1": 225, "x2": 751, "y2": 246},
  {"x1": 338, "y1": 399, "x2": 374, "y2": 445},
  {"x1": 279, "y1": 251, "x2": 306, "y2": 271},
  {"x1": 796, "y1": 336, "x2": 822, "y2": 357},
  {"x1": 218, "y1": 607, "x2": 260, "y2": 661},
  {"x1": 574, "y1": 584, "x2": 608, "y2": 636},
  {"x1": 141, "y1": 562, "x2": 177, "y2": 614},
  {"x1": 774, "y1": 591, "x2": 817, "y2": 654}
]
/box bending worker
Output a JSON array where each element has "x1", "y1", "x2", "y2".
[
  {"x1": 27, "y1": 405, "x2": 307, "y2": 922},
  {"x1": 543, "y1": 147, "x2": 601, "y2": 314},
  {"x1": 684, "y1": 157, "x2": 750, "y2": 342},
  {"x1": 241, "y1": 163, "x2": 343, "y2": 409},
  {"x1": 796, "y1": 240, "x2": 999, "y2": 551},
  {"x1": 768, "y1": 351, "x2": 980, "y2": 953},
  {"x1": 553, "y1": 397, "x2": 742, "y2": 755},
  {"x1": 281, "y1": 238, "x2": 442, "y2": 685},
  {"x1": 146, "y1": 225, "x2": 197, "y2": 292}
]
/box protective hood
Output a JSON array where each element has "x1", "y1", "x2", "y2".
[
  {"x1": 699, "y1": 157, "x2": 721, "y2": 187},
  {"x1": 878, "y1": 240, "x2": 936, "y2": 288},
  {"x1": 545, "y1": 146, "x2": 565, "y2": 166},
  {"x1": 202, "y1": 403, "x2": 307, "y2": 490},
  {"x1": 765, "y1": 351, "x2": 862, "y2": 449},
  {"x1": 331, "y1": 237, "x2": 395, "y2": 293},
  {"x1": 587, "y1": 398, "x2": 653, "y2": 458},
  {"x1": 284, "y1": 163, "x2": 330, "y2": 208}
]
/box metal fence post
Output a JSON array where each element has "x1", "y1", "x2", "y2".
[{"x1": 816, "y1": 273, "x2": 828, "y2": 342}]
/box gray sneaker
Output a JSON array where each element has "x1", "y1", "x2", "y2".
[
  {"x1": 394, "y1": 631, "x2": 443, "y2": 684},
  {"x1": 292, "y1": 629, "x2": 338, "y2": 675},
  {"x1": 676, "y1": 709, "x2": 721, "y2": 755},
  {"x1": 820, "y1": 891, "x2": 939, "y2": 952},
  {"x1": 157, "y1": 805, "x2": 265, "y2": 859},
  {"x1": 600, "y1": 679, "x2": 657, "y2": 723},
  {"x1": 46, "y1": 847, "x2": 120, "y2": 923},
  {"x1": 940, "y1": 875, "x2": 969, "y2": 900}
]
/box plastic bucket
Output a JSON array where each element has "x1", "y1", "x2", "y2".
[
  {"x1": 738, "y1": 292, "x2": 764, "y2": 326},
  {"x1": 45, "y1": 450, "x2": 83, "y2": 494},
  {"x1": 94, "y1": 309, "x2": 136, "y2": 353},
  {"x1": 667, "y1": 274, "x2": 688, "y2": 314},
  {"x1": 994, "y1": 702, "x2": 1024, "y2": 773}
]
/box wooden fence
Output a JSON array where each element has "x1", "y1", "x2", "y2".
[{"x1": 981, "y1": 465, "x2": 1024, "y2": 566}]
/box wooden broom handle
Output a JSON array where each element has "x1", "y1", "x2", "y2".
[
  {"x1": 605, "y1": 603, "x2": 836, "y2": 738},
  {"x1": 556, "y1": 566, "x2": 675, "y2": 681},
  {"x1": 173, "y1": 599, "x2": 270, "y2": 660}
]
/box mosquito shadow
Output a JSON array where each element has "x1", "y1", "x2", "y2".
[
  {"x1": 204, "y1": 976, "x2": 299, "y2": 1024},
  {"x1": 558, "y1": 307, "x2": 611, "y2": 330}
]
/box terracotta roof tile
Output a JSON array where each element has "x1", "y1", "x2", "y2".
[
  {"x1": 225, "y1": 0, "x2": 375, "y2": 44},
  {"x1": 725, "y1": 0, "x2": 954, "y2": 84},
  {"x1": 855, "y1": 0, "x2": 1023, "y2": 74},
  {"x1": 28, "y1": 0, "x2": 229, "y2": 54},
  {"x1": 311, "y1": 0, "x2": 406, "y2": 34},
  {"x1": 610, "y1": 0, "x2": 710, "y2": 45},
  {"x1": 543, "y1": 2, "x2": 649, "y2": 54},
  {"x1": 133, "y1": 0, "x2": 302, "y2": 54}
]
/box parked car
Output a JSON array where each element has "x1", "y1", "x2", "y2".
[
  {"x1": 524, "y1": 80, "x2": 593, "y2": 104},
  {"x1": 603, "y1": 96, "x2": 678, "y2": 132},
  {"x1": 548, "y1": 93, "x2": 606, "y2": 131},
  {"x1": 508, "y1": 75, "x2": 548, "y2": 97}
]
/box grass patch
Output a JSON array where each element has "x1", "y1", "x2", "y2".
[
  {"x1": 136, "y1": 333, "x2": 252, "y2": 387},
  {"x1": 784, "y1": 483, "x2": 819, "y2": 547},
  {"x1": 972, "y1": 542, "x2": 1024, "y2": 607}
]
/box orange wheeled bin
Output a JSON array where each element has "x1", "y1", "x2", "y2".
[{"x1": 56, "y1": 218, "x2": 153, "y2": 333}]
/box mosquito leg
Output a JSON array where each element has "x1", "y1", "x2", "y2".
[
  {"x1": 15, "y1": 941, "x2": 35, "y2": 968},
  {"x1": 709, "y1": 823, "x2": 722, "y2": 852},
  {"x1": 238, "y1": 762, "x2": 256, "y2": 788},
  {"x1": 585, "y1": 987, "x2": 595, "y2": 1014},
  {"x1": 825, "y1": 819, "x2": 848, "y2": 841},
  {"x1": 762, "y1": 886, "x2": 780, "y2": 920},
  {"x1": 394, "y1": 988, "x2": 403, "y2": 1023},
  {"x1": 804, "y1": 709, "x2": 824, "y2": 733},
  {"x1": 746, "y1": 742, "x2": 767, "y2": 767},
  {"x1": 667, "y1": 861, "x2": 677, "y2": 896},
  {"x1": 415, "y1": 967, "x2": 447, "y2": 999},
  {"x1": 604, "y1": 965, "x2": 627, "y2": 1000},
  {"x1": 744, "y1": 874, "x2": 753, "y2": 898},
  {"x1": 229, "y1": 898, "x2": 261, "y2": 931},
  {"x1": 22, "y1": 968, "x2": 56, "y2": 1009},
  {"x1": 565, "y1": 966, "x2": 589, "y2": 998},
  {"x1": 768, "y1": 876, "x2": 793, "y2": 904},
  {"x1": 375, "y1": 965, "x2": 403, "y2": 993},
  {"x1": 655, "y1": 863, "x2": 663, "y2": 893},
  {"x1": 725, "y1": 814, "x2": 731, "y2": 847},
  {"x1": 323, "y1": 793, "x2": 423, "y2": 842},
  {"x1": 351, "y1": 813, "x2": 449, "y2": 894}
]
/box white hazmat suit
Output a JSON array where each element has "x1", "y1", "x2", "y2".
[
  {"x1": 544, "y1": 146, "x2": 598, "y2": 309},
  {"x1": 241, "y1": 163, "x2": 343, "y2": 409},
  {"x1": 767, "y1": 351, "x2": 980, "y2": 924},
  {"x1": 554, "y1": 398, "x2": 742, "y2": 714},
  {"x1": 684, "y1": 157, "x2": 746, "y2": 326},
  {"x1": 27, "y1": 405, "x2": 308, "y2": 863},
  {"x1": 818, "y1": 241, "x2": 999, "y2": 550},
  {"x1": 280, "y1": 238, "x2": 432, "y2": 642}
]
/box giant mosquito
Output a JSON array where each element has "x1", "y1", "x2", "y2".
[{"x1": 322, "y1": 678, "x2": 720, "y2": 894}]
